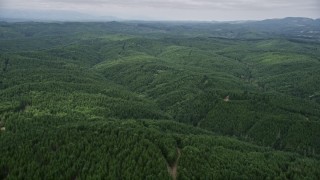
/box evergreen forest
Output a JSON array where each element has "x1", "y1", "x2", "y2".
[{"x1": 0, "y1": 18, "x2": 320, "y2": 179}]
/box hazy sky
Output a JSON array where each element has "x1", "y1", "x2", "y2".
[{"x1": 0, "y1": 0, "x2": 319, "y2": 21}]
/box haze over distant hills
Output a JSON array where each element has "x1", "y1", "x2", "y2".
[
  {"x1": 0, "y1": 8, "x2": 319, "y2": 23},
  {"x1": 1, "y1": 10, "x2": 319, "y2": 43},
  {"x1": 0, "y1": 9, "x2": 121, "y2": 22}
]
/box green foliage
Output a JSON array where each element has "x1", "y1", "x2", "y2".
[{"x1": 0, "y1": 20, "x2": 320, "y2": 179}]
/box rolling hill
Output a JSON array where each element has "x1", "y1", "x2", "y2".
[{"x1": 0, "y1": 18, "x2": 320, "y2": 179}]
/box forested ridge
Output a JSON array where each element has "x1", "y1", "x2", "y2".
[{"x1": 0, "y1": 18, "x2": 320, "y2": 179}]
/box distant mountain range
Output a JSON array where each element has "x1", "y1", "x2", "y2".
[
  {"x1": 1, "y1": 10, "x2": 319, "y2": 41},
  {"x1": 0, "y1": 9, "x2": 319, "y2": 23}
]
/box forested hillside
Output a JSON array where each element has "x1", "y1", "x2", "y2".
[{"x1": 0, "y1": 18, "x2": 320, "y2": 179}]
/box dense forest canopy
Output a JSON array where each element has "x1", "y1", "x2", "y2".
[{"x1": 0, "y1": 18, "x2": 320, "y2": 179}]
